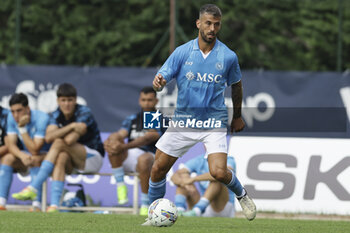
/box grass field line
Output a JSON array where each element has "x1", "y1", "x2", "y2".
[{"x1": 6, "y1": 204, "x2": 350, "y2": 222}]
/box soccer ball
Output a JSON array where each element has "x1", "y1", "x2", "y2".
[{"x1": 148, "y1": 198, "x2": 178, "y2": 227}]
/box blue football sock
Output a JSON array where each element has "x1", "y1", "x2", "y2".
[
  {"x1": 194, "y1": 197, "x2": 210, "y2": 214},
  {"x1": 31, "y1": 160, "x2": 54, "y2": 191},
  {"x1": 112, "y1": 167, "x2": 125, "y2": 185},
  {"x1": 225, "y1": 169, "x2": 244, "y2": 197},
  {"x1": 148, "y1": 178, "x2": 166, "y2": 204},
  {"x1": 0, "y1": 165, "x2": 13, "y2": 199},
  {"x1": 174, "y1": 194, "x2": 187, "y2": 210},
  {"x1": 50, "y1": 180, "x2": 64, "y2": 207},
  {"x1": 141, "y1": 192, "x2": 149, "y2": 206},
  {"x1": 30, "y1": 167, "x2": 42, "y2": 202}
]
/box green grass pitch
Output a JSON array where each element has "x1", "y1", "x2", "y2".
[{"x1": 0, "y1": 212, "x2": 349, "y2": 233}]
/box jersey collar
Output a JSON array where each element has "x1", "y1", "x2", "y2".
[{"x1": 193, "y1": 38, "x2": 220, "y2": 52}]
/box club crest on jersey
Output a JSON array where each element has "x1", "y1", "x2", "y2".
[
  {"x1": 215, "y1": 62, "x2": 223, "y2": 70},
  {"x1": 186, "y1": 71, "x2": 195, "y2": 81}
]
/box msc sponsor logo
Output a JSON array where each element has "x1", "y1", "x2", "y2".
[{"x1": 185, "y1": 72, "x2": 222, "y2": 83}]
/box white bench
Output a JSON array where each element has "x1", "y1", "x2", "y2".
[{"x1": 41, "y1": 172, "x2": 140, "y2": 214}]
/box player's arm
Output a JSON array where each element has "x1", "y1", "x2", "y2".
[
  {"x1": 152, "y1": 74, "x2": 167, "y2": 92},
  {"x1": 18, "y1": 116, "x2": 45, "y2": 155},
  {"x1": 45, "y1": 123, "x2": 75, "y2": 143},
  {"x1": 63, "y1": 122, "x2": 87, "y2": 146},
  {"x1": 21, "y1": 132, "x2": 45, "y2": 155},
  {"x1": 106, "y1": 129, "x2": 128, "y2": 142},
  {"x1": 104, "y1": 129, "x2": 128, "y2": 155},
  {"x1": 6, "y1": 134, "x2": 32, "y2": 166},
  {"x1": 171, "y1": 168, "x2": 191, "y2": 186},
  {"x1": 230, "y1": 80, "x2": 245, "y2": 133},
  {"x1": 122, "y1": 130, "x2": 160, "y2": 150},
  {"x1": 0, "y1": 136, "x2": 8, "y2": 156}
]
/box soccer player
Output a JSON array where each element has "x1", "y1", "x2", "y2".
[
  {"x1": 171, "y1": 153, "x2": 236, "y2": 218},
  {"x1": 0, "y1": 105, "x2": 9, "y2": 158},
  {"x1": 104, "y1": 86, "x2": 162, "y2": 215},
  {"x1": 143, "y1": 4, "x2": 256, "y2": 225},
  {"x1": 0, "y1": 93, "x2": 50, "y2": 211},
  {"x1": 13, "y1": 83, "x2": 105, "y2": 212}
]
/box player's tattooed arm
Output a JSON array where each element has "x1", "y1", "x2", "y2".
[
  {"x1": 231, "y1": 81, "x2": 242, "y2": 119},
  {"x1": 230, "y1": 81, "x2": 245, "y2": 133}
]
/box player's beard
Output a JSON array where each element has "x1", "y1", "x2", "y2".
[{"x1": 200, "y1": 30, "x2": 216, "y2": 44}]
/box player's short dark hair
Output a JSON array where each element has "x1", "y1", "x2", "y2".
[
  {"x1": 9, "y1": 93, "x2": 28, "y2": 107},
  {"x1": 199, "y1": 4, "x2": 222, "y2": 18},
  {"x1": 57, "y1": 83, "x2": 77, "y2": 98},
  {"x1": 140, "y1": 86, "x2": 157, "y2": 97}
]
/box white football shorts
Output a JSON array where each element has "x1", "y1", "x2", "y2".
[
  {"x1": 156, "y1": 128, "x2": 227, "y2": 157},
  {"x1": 203, "y1": 202, "x2": 235, "y2": 218},
  {"x1": 76, "y1": 146, "x2": 103, "y2": 173},
  {"x1": 123, "y1": 148, "x2": 155, "y2": 173}
]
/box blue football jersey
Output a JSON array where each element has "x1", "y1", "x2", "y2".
[
  {"x1": 49, "y1": 104, "x2": 105, "y2": 156},
  {"x1": 184, "y1": 154, "x2": 237, "y2": 203},
  {"x1": 158, "y1": 38, "x2": 241, "y2": 128},
  {"x1": 7, "y1": 109, "x2": 50, "y2": 152}
]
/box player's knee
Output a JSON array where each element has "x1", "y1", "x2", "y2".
[
  {"x1": 1, "y1": 153, "x2": 16, "y2": 165},
  {"x1": 150, "y1": 162, "x2": 167, "y2": 180},
  {"x1": 137, "y1": 154, "x2": 154, "y2": 170},
  {"x1": 52, "y1": 138, "x2": 66, "y2": 150},
  {"x1": 210, "y1": 168, "x2": 227, "y2": 182},
  {"x1": 56, "y1": 152, "x2": 69, "y2": 166}
]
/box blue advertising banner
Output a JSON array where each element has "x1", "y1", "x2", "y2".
[{"x1": 1, "y1": 65, "x2": 349, "y2": 208}]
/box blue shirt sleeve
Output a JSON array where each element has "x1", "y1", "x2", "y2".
[
  {"x1": 48, "y1": 113, "x2": 58, "y2": 126},
  {"x1": 158, "y1": 46, "x2": 186, "y2": 83},
  {"x1": 6, "y1": 113, "x2": 18, "y2": 135},
  {"x1": 183, "y1": 155, "x2": 205, "y2": 173},
  {"x1": 226, "y1": 53, "x2": 242, "y2": 86},
  {"x1": 34, "y1": 112, "x2": 50, "y2": 138},
  {"x1": 76, "y1": 110, "x2": 94, "y2": 128},
  {"x1": 120, "y1": 114, "x2": 135, "y2": 131}
]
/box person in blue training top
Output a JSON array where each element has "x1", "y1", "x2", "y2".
[
  {"x1": 0, "y1": 106, "x2": 9, "y2": 159},
  {"x1": 0, "y1": 93, "x2": 50, "y2": 212},
  {"x1": 104, "y1": 86, "x2": 162, "y2": 216},
  {"x1": 171, "y1": 153, "x2": 237, "y2": 218},
  {"x1": 13, "y1": 83, "x2": 105, "y2": 213},
  {"x1": 143, "y1": 4, "x2": 256, "y2": 225}
]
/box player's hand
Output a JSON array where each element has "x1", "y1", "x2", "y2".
[
  {"x1": 105, "y1": 140, "x2": 125, "y2": 155},
  {"x1": 181, "y1": 177, "x2": 195, "y2": 186},
  {"x1": 18, "y1": 115, "x2": 30, "y2": 127},
  {"x1": 152, "y1": 74, "x2": 166, "y2": 92},
  {"x1": 21, "y1": 155, "x2": 32, "y2": 166},
  {"x1": 230, "y1": 117, "x2": 245, "y2": 133}
]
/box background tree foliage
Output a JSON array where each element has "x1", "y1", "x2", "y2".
[{"x1": 0, "y1": 0, "x2": 349, "y2": 71}]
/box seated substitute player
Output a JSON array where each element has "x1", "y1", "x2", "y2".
[
  {"x1": 0, "y1": 105, "x2": 9, "y2": 159},
  {"x1": 171, "y1": 153, "x2": 236, "y2": 218},
  {"x1": 13, "y1": 83, "x2": 105, "y2": 212},
  {"x1": 0, "y1": 93, "x2": 50, "y2": 211},
  {"x1": 104, "y1": 86, "x2": 162, "y2": 215}
]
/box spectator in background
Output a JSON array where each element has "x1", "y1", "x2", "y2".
[
  {"x1": 13, "y1": 83, "x2": 105, "y2": 212},
  {"x1": 104, "y1": 86, "x2": 162, "y2": 216},
  {"x1": 0, "y1": 93, "x2": 50, "y2": 211},
  {"x1": 0, "y1": 105, "x2": 9, "y2": 158},
  {"x1": 171, "y1": 152, "x2": 236, "y2": 218}
]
